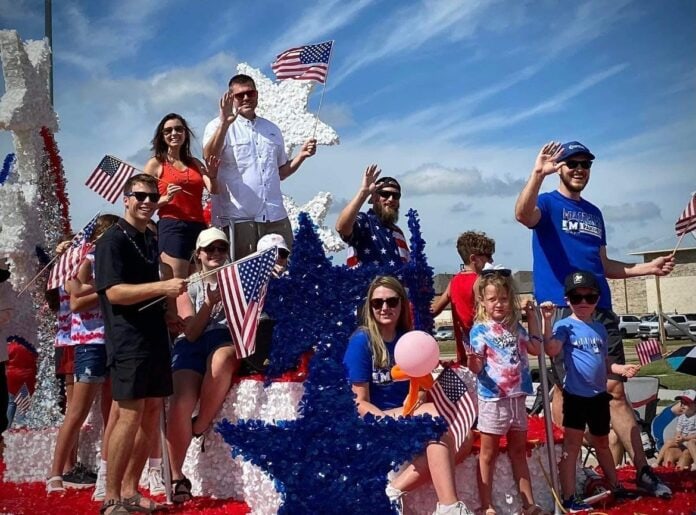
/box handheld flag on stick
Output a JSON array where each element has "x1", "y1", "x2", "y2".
[
  {"x1": 635, "y1": 338, "x2": 664, "y2": 366},
  {"x1": 430, "y1": 367, "x2": 477, "y2": 451},
  {"x1": 46, "y1": 213, "x2": 100, "y2": 291},
  {"x1": 672, "y1": 193, "x2": 696, "y2": 255},
  {"x1": 217, "y1": 247, "x2": 278, "y2": 358},
  {"x1": 15, "y1": 383, "x2": 32, "y2": 415},
  {"x1": 85, "y1": 155, "x2": 136, "y2": 203},
  {"x1": 272, "y1": 41, "x2": 333, "y2": 83}
]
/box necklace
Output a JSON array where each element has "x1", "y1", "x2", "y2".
[{"x1": 117, "y1": 222, "x2": 157, "y2": 265}]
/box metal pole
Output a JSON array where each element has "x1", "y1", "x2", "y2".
[
  {"x1": 655, "y1": 276, "x2": 667, "y2": 351},
  {"x1": 534, "y1": 306, "x2": 562, "y2": 514},
  {"x1": 45, "y1": 0, "x2": 53, "y2": 106},
  {"x1": 623, "y1": 278, "x2": 629, "y2": 313}
]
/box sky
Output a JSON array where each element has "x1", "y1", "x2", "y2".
[{"x1": 1, "y1": 0, "x2": 695, "y2": 274}]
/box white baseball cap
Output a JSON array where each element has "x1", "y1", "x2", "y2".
[
  {"x1": 196, "y1": 227, "x2": 229, "y2": 249},
  {"x1": 257, "y1": 233, "x2": 289, "y2": 252}
]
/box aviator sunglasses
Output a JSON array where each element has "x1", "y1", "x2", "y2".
[
  {"x1": 233, "y1": 90, "x2": 258, "y2": 101},
  {"x1": 564, "y1": 159, "x2": 592, "y2": 170},
  {"x1": 125, "y1": 191, "x2": 161, "y2": 202},
  {"x1": 163, "y1": 125, "x2": 185, "y2": 135},
  {"x1": 370, "y1": 297, "x2": 401, "y2": 310},
  {"x1": 202, "y1": 244, "x2": 229, "y2": 254},
  {"x1": 567, "y1": 292, "x2": 600, "y2": 305}
]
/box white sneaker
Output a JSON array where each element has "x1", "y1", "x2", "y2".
[
  {"x1": 434, "y1": 501, "x2": 475, "y2": 515},
  {"x1": 91, "y1": 465, "x2": 106, "y2": 501},
  {"x1": 148, "y1": 466, "x2": 166, "y2": 495}
]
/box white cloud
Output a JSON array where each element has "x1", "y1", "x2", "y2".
[
  {"x1": 400, "y1": 163, "x2": 525, "y2": 197},
  {"x1": 451, "y1": 201, "x2": 472, "y2": 212}
]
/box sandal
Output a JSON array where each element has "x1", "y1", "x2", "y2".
[
  {"x1": 122, "y1": 491, "x2": 165, "y2": 513},
  {"x1": 46, "y1": 475, "x2": 65, "y2": 494},
  {"x1": 100, "y1": 499, "x2": 131, "y2": 514},
  {"x1": 172, "y1": 477, "x2": 192, "y2": 504}
]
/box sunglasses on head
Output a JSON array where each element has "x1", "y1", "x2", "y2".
[
  {"x1": 202, "y1": 244, "x2": 229, "y2": 254},
  {"x1": 481, "y1": 268, "x2": 511, "y2": 278},
  {"x1": 564, "y1": 159, "x2": 592, "y2": 170},
  {"x1": 370, "y1": 296, "x2": 400, "y2": 310},
  {"x1": 567, "y1": 292, "x2": 600, "y2": 305},
  {"x1": 377, "y1": 190, "x2": 401, "y2": 201},
  {"x1": 163, "y1": 125, "x2": 185, "y2": 135},
  {"x1": 125, "y1": 191, "x2": 161, "y2": 202},
  {"x1": 233, "y1": 89, "x2": 258, "y2": 101}
]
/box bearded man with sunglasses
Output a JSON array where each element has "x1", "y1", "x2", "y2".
[
  {"x1": 203, "y1": 74, "x2": 317, "y2": 260},
  {"x1": 515, "y1": 141, "x2": 675, "y2": 498},
  {"x1": 336, "y1": 164, "x2": 410, "y2": 268}
]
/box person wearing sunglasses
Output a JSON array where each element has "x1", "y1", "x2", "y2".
[
  {"x1": 94, "y1": 174, "x2": 188, "y2": 515},
  {"x1": 202, "y1": 74, "x2": 317, "y2": 260},
  {"x1": 336, "y1": 164, "x2": 410, "y2": 268},
  {"x1": 540, "y1": 271, "x2": 641, "y2": 512},
  {"x1": 166, "y1": 227, "x2": 240, "y2": 503},
  {"x1": 343, "y1": 276, "x2": 474, "y2": 515},
  {"x1": 144, "y1": 113, "x2": 220, "y2": 286},
  {"x1": 515, "y1": 141, "x2": 674, "y2": 498}
]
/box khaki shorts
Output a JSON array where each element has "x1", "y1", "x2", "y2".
[
  {"x1": 222, "y1": 217, "x2": 293, "y2": 260},
  {"x1": 477, "y1": 395, "x2": 528, "y2": 435}
]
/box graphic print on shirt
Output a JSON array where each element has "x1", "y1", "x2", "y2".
[{"x1": 561, "y1": 207, "x2": 603, "y2": 238}]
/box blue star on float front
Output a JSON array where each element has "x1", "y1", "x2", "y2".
[{"x1": 216, "y1": 211, "x2": 445, "y2": 513}]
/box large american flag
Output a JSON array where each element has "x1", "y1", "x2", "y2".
[
  {"x1": 14, "y1": 383, "x2": 32, "y2": 415},
  {"x1": 218, "y1": 247, "x2": 278, "y2": 358},
  {"x1": 271, "y1": 41, "x2": 333, "y2": 83},
  {"x1": 675, "y1": 193, "x2": 696, "y2": 236},
  {"x1": 430, "y1": 367, "x2": 477, "y2": 451},
  {"x1": 636, "y1": 338, "x2": 663, "y2": 366},
  {"x1": 85, "y1": 155, "x2": 136, "y2": 203},
  {"x1": 46, "y1": 213, "x2": 99, "y2": 290}
]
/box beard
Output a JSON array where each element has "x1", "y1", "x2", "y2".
[
  {"x1": 560, "y1": 173, "x2": 587, "y2": 193},
  {"x1": 374, "y1": 201, "x2": 399, "y2": 225}
]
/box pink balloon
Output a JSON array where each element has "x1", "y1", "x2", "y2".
[{"x1": 394, "y1": 330, "x2": 440, "y2": 377}]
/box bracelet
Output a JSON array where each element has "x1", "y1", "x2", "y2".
[{"x1": 530, "y1": 335, "x2": 543, "y2": 343}]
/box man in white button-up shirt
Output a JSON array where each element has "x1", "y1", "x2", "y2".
[{"x1": 203, "y1": 74, "x2": 317, "y2": 259}]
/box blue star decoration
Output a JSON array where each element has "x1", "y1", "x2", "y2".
[{"x1": 216, "y1": 211, "x2": 445, "y2": 514}]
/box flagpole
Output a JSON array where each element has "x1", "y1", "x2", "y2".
[
  {"x1": 17, "y1": 210, "x2": 101, "y2": 297},
  {"x1": 312, "y1": 40, "x2": 335, "y2": 139}
]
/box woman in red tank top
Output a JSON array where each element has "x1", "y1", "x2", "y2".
[{"x1": 144, "y1": 113, "x2": 220, "y2": 281}]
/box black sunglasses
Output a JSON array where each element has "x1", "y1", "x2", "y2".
[
  {"x1": 233, "y1": 90, "x2": 258, "y2": 101},
  {"x1": 564, "y1": 159, "x2": 592, "y2": 170},
  {"x1": 163, "y1": 125, "x2": 185, "y2": 135},
  {"x1": 481, "y1": 268, "x2": 511, "y2": 278},
  {"x1": 125, "y1": 191, "x2": 161, "y2": 202},
  {"x1": 370, "y1": 297, "x2": 401, "y2": 310},
  {"x1": 567, "y1": 292, "x2": 600, "y2": 305},
  {"x1": 377, "y1": 190, "x2": 401, "y2": 201},
  {"x1": 202, "y1": 244, "x2": 229, "y2": 254}
]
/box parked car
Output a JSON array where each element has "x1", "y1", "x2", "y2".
[
  {"x1": 637, "y1": 314, "x2": 693, "y2": 339},
  {"x1": 618, "y1": 315, "x2": 641, "y2": 337},
  {"x1": 690, "y1": 324, "x2": 696, "y2": 337},
  {"x1": 434, "y1": 326, "x2": 454, "y2": 341}
]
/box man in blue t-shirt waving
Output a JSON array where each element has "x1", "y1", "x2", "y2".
[{"x1": 515, "y1": 141, "x2": 674, "y2": 498}]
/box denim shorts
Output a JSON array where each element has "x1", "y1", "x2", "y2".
[
  {"x1": 74, "y1": 344, "x2": 108, "y2": 383},
  {"x1": 477, "y1": 395, "x2": 528, "y2": 435},
  {"x1": 171, "y1": 328, "x2": 233, "y2": 375}
]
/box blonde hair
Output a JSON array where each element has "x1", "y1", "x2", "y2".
[
  {"x1": 359, "y1": 276, "x2": 412, "y2": 368},
  {"x1": 474, "y1": 273, "x2": 521, "y2": 329}
]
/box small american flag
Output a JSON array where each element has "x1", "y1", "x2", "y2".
[
  {"x1": 636, "y1": 338, "x2": 663, "y2": 366},
  {"x1": 85, "y1": 155, "x2": 136, "y2": 203},
  {"x1": 430, "y1": 367, "x2": 477, "y2": 451},
  {"x1": 46, "y1": 213, "x2": 99, "y2": 290},
  {"x1": 271, "y1": 41, "x2": 333, "y2": 83},
  {"x1": 14, "y1": 383, "x2": 32, "y2": 415},
  {"x1": 675, "y1": 194, "x2": 696, "y2": 236},
  {"x1": 217, "y1": 247, "x2": 278, "y2": 358}
]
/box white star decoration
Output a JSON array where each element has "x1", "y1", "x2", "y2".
[
  {"x1": 237, "y1": 63, "x2": 339, "y2": 156},
  {"x1": 283, "y1": 192, "x2": 345, "y2": 253}
]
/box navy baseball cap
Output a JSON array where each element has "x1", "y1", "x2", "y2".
[
  {"x1": 564, "y1": 270, "x2": 599, "y2": 294},
  {"x1": 558, "y1": 141, "x2": 595, "y2": 162},
  {"x1": 375, "y1": 176, "x2": 401, "y2": 192}
]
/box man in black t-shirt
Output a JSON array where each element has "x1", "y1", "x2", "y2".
[{"x1": 95, "y1": 174, "x2": 186, "y2": 513}]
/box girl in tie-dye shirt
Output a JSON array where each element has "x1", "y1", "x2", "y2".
[{"x1": 468, "y1": 269, "x2": 543, "y2": 515}]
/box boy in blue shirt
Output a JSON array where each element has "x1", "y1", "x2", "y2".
[{"x1": 541, "y1": 271, "x2": 639, "y2": 512}]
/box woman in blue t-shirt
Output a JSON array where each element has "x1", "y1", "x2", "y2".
[{"x1": 343, "y1": 276, "x2": 473, "y2": 515}]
